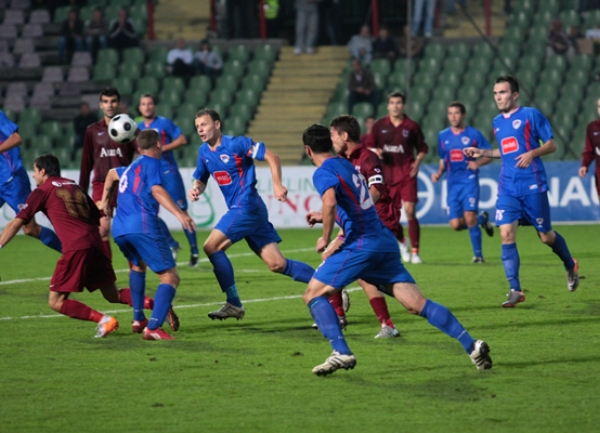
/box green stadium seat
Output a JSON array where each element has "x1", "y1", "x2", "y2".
[
  {"x1": 518, "y1": 55, "x2": 542, "y2": 74},
  {"x1": 528, "y1": 25, "x2": 548, "y2": 43},
  {"x1": 155, "y1": 105, "x2": 173, "y2": 119},
  {"x1": 427, "y1": 100, "x2": 449, "y2": 119},
  {"x1": 443, "y1": 71, "x2": 461, "y2": 89},
  {"x1": 559, "y1": 9, "x2": 581, "y2": 27},
  {"x1": 173, "y1": 116, "x2": 196, "y2": 137},
  {"x1": 443, "y1": 57, "x2": 466, "y2": 75},
  {"x1": 97, "y1": 48, "x2": 119, "y2": 65},
  {"x1": 227, "y1": 44, "x2": 250, "y2": 63},
  {"x1": 369, "y1": 58, "x2": 391, "y2": 76},
  {"x1": 183, "y1": 88, "x2": 208, "y2": 106},
  {"x1": 352, "y1": 102, "x2": 374, "y2": 118},
  {"x1": 53, "y1": 6, "x2": 70, "y2": 24},
  {"x1": 413, "y1": 73, "x2": 437, "y2": 91},
  {"x1": 553, "y1": 109, "x2": 576, "y2": 129},
  {"x1": 561, "y1": 82, "x2": 584, "y2": 101},
  {"x1": 215, "y1": 74, "x2": 239, "y2": 93},
  {"x1": 88, "y1": 0, "x2": 108, "y2": 6},
  {"x1": 535, "y1": 98, "x2": 555, "y2": 116},
  {"x1": 571, "y1": 54, "x2": 593, "y2": 73},
  {"x1": 241, "y1": 74, "x2": 267, "y2": 92},
  {"x1": 246, "y1": 59, "x2": 271, "y2": 78},
  {"x1": 144, "y1": 61, "x2": 166, "y2": 79},
  {"x1": 516, "y1": 69, "x2": 537, "y2": 89},
  {"x1": 254, "y1": 44, "x2": 277, "y2": 63},
  {"x1": 419, "y1": 57, "x2": 442, "y2": 75},
  {"x1": 209, "y1": 89, "x2": 233, "y2": 106},
  {"x1": 111, "y1": 77, "x2": 133, "y2": 96},
  {"x1": 467, "y1": 56, "x2": 491, "y2": 76},
  {"x1": 410, "y1": 87, "x2": 431, "y2": 104},
  {"x1": 54, "y1": 146, "x2": 72, "y2": 163},
  {"x1": 34, "y1": 135, "x2": 55, "y2": 153},
  {"x1": 3, "y1": 109, "x2": 16, "y2": 122},
  {"x1": 19, "y1": 108, "x2": 42, "y2": 125},
  {"x1": 110, "y1": 0, "x2": 131, "y2": 7},
  {"x1": 136, "y1": 77, "x2": 159, "y2": 95},
  {"x1": 80, "y1": 6, "x2": 95, "y2": 22},
  {"x1": 393, "y1": 58, "x2": 415, "y2": 74},
  {"x1": 447, "y1": 42, "x2": 470, "y2": 60},
  {"x1": 130, "y1": 2, "x2": 148, "y2": 19},
  {"x1": 40, "y1": 121, "x2": 63, "y2": 141},
  {"x1": 499, "y1": 41, "x2": 521, "y2": 62},
  {"x1": 18, "y1": 121, "x2": 38, "y2": 143},
  {"x1": 376, "y1": 102, "x2": 388, "y2": 118},
  {"x1": 372, "y1": 71, "x2": 388, "y2": 89},
  {"x1": 236, "y1": 88, "x2": 259, "y2": 107},
  {"x1": 507, "y1": 11, "x2": 530, "y2": 29},
  {"x1": 93, "y1": 62, "x2": 116, "y2": 81},
  {"x1": 388, "y1": 71, "x2": 408, "y2": 89},
  {"x1": 189, "y1": 75, "x2": 212, "y2": 93},
  {"x1": 406, "y1": 100, "x2": 424, "y2": 122},
  {"x1": 222, "y1": 60, "x2": 245, "y2": 78},
  {"x1": 132, "y1": 17, "x2": 146, "y2": 37},
  {"x1": 546, "y1": 55, "x2": 568, "y2": 73},
  {"x1": 229, "y1": 104, "x2": 253, "y2": 122},
  {"x1": 583, "y1": 9, "x2": 600, "y2": 28},
  {"x1": 177, "y1": 103, "x2": 199, "y2": 120},
  {"x1": 327, "y1": 101, "x2": 346, "y2": 116},
  {"x1": 423, "y1": 42, "x2": 446, "y2": 61},
  {"x1": 436, "y1": 87, "x2": 456, "y2": 104},
  {"x1": 502, "y1": 26, "x2": 526, "y2": 44},
  {"x1": 122, "y1": 47, "x2": 145, "y2": 65},
  {"x1": 491, "y1": 56, "x2": 516, "y2": 75},
  {"x1": 162, "y1": 76, "x2": 185, "y2": 95},
  {"x1": 331, "y1": 87, "x2": 350, "y2": 103},
  {"x1": 539, "y1": 68, "x2": 563, "y2": 86},
  {"x1": 119, "y1": 63, "x2": 142, "y2": 80},
  {"x1": 223, "y1": 116, "x2": 247, "y2": 135},
  {"x1": 472, "y1": 41, "x2": 494, "y2": 60},
  {"x1": 533, "y1": 9, "x2": 553, "y2": 28},
  {"x1": 158, "y1": 89, "x2": 182, "y2": 107},
  {"x1": 148, "y1": 46, "x2": 169, "y2": 63}
]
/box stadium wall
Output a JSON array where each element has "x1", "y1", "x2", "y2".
[{"x1": 1, "y1": 162, "x2": 598, "y2": 231}]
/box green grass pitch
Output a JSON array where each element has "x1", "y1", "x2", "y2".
[{"x1": 0, "y1": 226, "x2": 599, "y2": 432}]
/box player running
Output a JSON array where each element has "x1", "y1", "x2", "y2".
[
  {"x1": 578, "y1": 97, "x2": 600, "y2": 201},
  {"x1": 464, "y1": 76, "x2": 579, "y2": 307},
  {"x1": 103, "y1": 130, "x2": 196, "y2": 340},
  {"x1": 302, "y1": 124, "x2": 492, "y2": 376},
  {"x1": 188, "y1": 109, "x2": 315, "y2": 320},
  {"x1": 0, "y1": 111, "x2": 62, "y2": 253},
  {"x1": 137, "y1": 93, "x2": 200, "y2": 266},
  {"x1": 0, "y1": 154, "x2": 147, "y2": 338},
  {"x1": 365, "y1": 91, "x2": 428, "y2": 264},
  {"x1": 431, "y1": 102, "x2": 494, "y2": 263}
]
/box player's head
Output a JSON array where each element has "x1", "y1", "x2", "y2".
[
  {"x1": 447, "y1": 101, "x2": 466, "y2": 128},
  {"x1": 139, "y1": 93, "x2": 156, "y2": 119},
  {"x1": 330, "y1": 115, "x2": 361, "y2": 154},
  {"x1": 33, "y1": 154, "x2": 60, "y2": 185},
  {"x1": 303, "y1": 124, "x2": 333, "y2": 163},
  {"x1": 387, "y1": 91, "x2": 405, "y2": 118},
  {"x1": 195, "y1": 108, "x2": 222, "y2": 144},
  {"x1": 137, "y1": 129, "x2": 161, "y2": 155},
  {"x1": 99, "y1": 87, "x2": 121, "y2": 120},
  {"x1": 494, "y1": 75, "x2": 519, "y2": 113}
]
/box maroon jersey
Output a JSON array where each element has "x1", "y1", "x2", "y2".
[
  {"x1": 365, "y1": 115, "x2": 428, "y2": 185},
  {"x1": 582, "y1": 119, "x2": 600, "y2": 194},
  {"x1": 343, "y1": 143, "x2": 401, "y2": 233},
  {"x1": 79, "y1": 119, "x2": 136, "y2": 192},
  {"x1": 16, "y1": 176, "x2": 103, "y2": 252}
]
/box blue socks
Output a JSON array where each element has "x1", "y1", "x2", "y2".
[
  {"x1": 282, "y1": 259, "x2": 315, "y2": 283},
  {"x1": 469, "y1": 226, "x2": 482, "y2": 258},
  {"x1": 309, "y1": 296, "x2": 352, "y2": 355},
  {"x1": 184, "y1": 228, "x2": 199, "y2": 255},
  {"x1": 148, "y1": 284, "x2": 176, "y2": 330},
  {"x1": 420, "y1": 299, "x2": 475, "y2": 353},
  {"x1": 208, "y1": 251, "x2": 241, "y2": 307},
  {"x1": 129, "y1": 270, "x2": 146, "y2": 321},
  {"x1": 501, "y1": 243, "x2": 521, "y2": 291},
  {"x1": 37, "y1": 226, "x2": 62, "y2": 253},
  {"x1": 158, "y1": 218, "x2": 180, "y2": 249},
  {"x1": 550, "y1": 231, "x2": 575, "y2": 270}
]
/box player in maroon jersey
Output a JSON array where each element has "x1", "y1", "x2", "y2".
[
  {"x1": 579, "y1": 98, "x2": 600, "y2": 200},
  {"x1": 79, "y1": 87, "x2": 137, "y2": 258},
  {"x1": 0, "y1": 154, "x2": 152, "y2": 337},
  {"x1": 365, "y1": 91, "x2": 429, "y2": 264}
]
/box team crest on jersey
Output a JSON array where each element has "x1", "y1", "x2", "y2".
[
  {"x1": 469, "y1": 197, "x2": 476, "y2": 205},
  {"x1": 374, "y1": 167, "x2": 381, "y2": 173},
  {"x1": 213, "y1": 171, "x2": 232, "y2": 186},
  {"x1": 501, "y1": 137, "x2": 519, "y2": 154},
  {"x1": 402, "y1": 129, "x2": 409, "y2": 138},
  {"x1": 536, "y1": 218, "x2": 544, "y2": 225},
  {"x1": 220, "y1": 154, "x2": 230, "y2": 163},
  {"x1": 461, "y1": 136, "x2": 470, "y2": 145},
  {"x1": 512, "y1": 119, "x2": 521, "y2": 129}
]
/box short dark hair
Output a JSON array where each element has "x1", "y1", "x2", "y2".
[
  {"x1": 302, "y1": 124, "x2": 332, "y2": 154},
  {"x1": 195, "y1": 108, "x2": 221, "y2": 123},
  {"x1": 99, "y1": 87, "x2": 121, "y2": 103},
  {"x1": 388, "y1": 91, "x2": 405, "y2": 103},
  {"x1": 330, "y1": 115, "x2": 361, "y2": 143},
  {"x1": 495, "y1": 75, "x2": 519, "y2": 93},
  {"x1": 448, "y1": 101, "x2": 466, "y2": 114},
  {"x1": 137, "y1": 129, "x2": 159, "y2": 150},
  {"x1": 34, "y1": 154, "x2": 61, "y2": 177},
  {"x1": 139, "y1": 93, "x2": 156, "y2": 104}
]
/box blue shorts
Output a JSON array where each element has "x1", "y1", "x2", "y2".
[
  {"x1": 0, "y1": 168, "x2": 31, "y2": 213},
  {"x1": 162, "y1": 169, "x2": 188, "y2": 211},
  {"x1": 215, "y1": 206, "x2": 282, "y2": 254},
  {"x1": 447, "y1": 180, "x2": 479, "y2": 220},
  {"x1": 114, "y1": 233, "x2": 176, "y2": 273},
  {"x1": 495, "y1": 192, "x2": 552, "y2": 233},
  {"x1": 313, "y1": 245, "x2": 416, "y2": 289}
]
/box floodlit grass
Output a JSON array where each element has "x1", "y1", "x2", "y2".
[{"x1": 0, "y1": 226, "x2": 599, "y2": 432}]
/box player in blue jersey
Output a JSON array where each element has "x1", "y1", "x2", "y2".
[
  {"x1": 102, "y1": 129, "x2": 196, "y2": 340},
  {"x1": 188, "y1": 109, "x2": 315, "y2": 320},
  {"x1": 0, "y1": 110, "x2": 62, "y2": 253},
  {"x1": 431, "y1": 101, "x2": 495, "y2": 263},
  {"x1": 464, "y1": 76, "x2": 579, "y2": 307},
  {"x1": 302, "y1": 124, "x2": 492, "y2": 375},
  {"x1": 138, "y1": 93, "x2": 200, "y2": 266}
]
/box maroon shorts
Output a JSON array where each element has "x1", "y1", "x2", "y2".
[
  {"x1": 388, "y1": 177, "x2": 418, "y2": 208},
  {"x1": 380, "y1": 206, "x2": 402, "y2": 240},
  {"x1": 50, "y1": 247, "x2": 116, "y2": 293}
]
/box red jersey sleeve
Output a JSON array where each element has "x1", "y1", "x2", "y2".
[
  {"x1": 79, "y1": 126, "x2": 94, "y2": 192},
  {"x1": 361, "y1": 151, "x2": 385, "y2": 188},
  {"x1": 16, "y1": 188, "x2": 47, "y2": 224},
  {"x1": 582, "y1": 123, "x2": 595, "y2": 168}
]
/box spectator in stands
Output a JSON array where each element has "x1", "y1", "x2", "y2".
[
  {"x1": 568, "y1": 25, "x2": 583, "y2": 48},
  {"x1": 73, "y1": 102, "x2": 97, "y2": 151},
  {"x1": 108, "y1": 8, "x2": 138, "y2": 50},
  {"x1": 58, "y1": 8, "x2": 84, "y2": 64},
  {"x1": 347, "y1": 25, "x2": 372, "y2": 64},
  {"x1": 194, "y1": 39, "x2": 223, "y2": 78},
  {"x1": 373, "y1": 26, "x2": 398, "y2": 61},
  {"x1": 85, "y1": 8, "x2": 108, "y2": 62},
  {"x1": 360, "y1": 115, "x2": 376, "y2": 144},
  {"x1": 547, "y1": 19, "x2": 575, "y2": 59},
  {"x1": 412, "y1": 0, "x2": 436, "y2": 38},
  {"x1": 398, "y1": 25, "x2": 423, "y2": 58},
  {"x1": 347, "y1": 59, "x2": 378, "y2": 114},
  {"x1": 167, "y1": 38, "x2": 195, "y2": 79},
  {"x1": 294, "y1": 0, "x2": 321, "y2": 55}
]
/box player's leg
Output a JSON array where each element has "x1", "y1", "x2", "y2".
[
  {"x1": 49, "y1": 290, "x2": 113, "y2": 330},
  {"x1": 256, "y1": 242, "x2": 315, "y2": 283},
  {"x1": 144, "y1": 267, "x2": 180, "y2": 340},
  {"x1": 388, "y1": 182, "x2": 409, "y2": 262},
  {"x1": 401, "y1": 176, "x2": 421, "y2": 263},
  {"x1": 464, "y1": 211, "x2": 483, "y2": 262},
  {"x1": 357, "y1": 279, "x2": 400, "y2": 338}
]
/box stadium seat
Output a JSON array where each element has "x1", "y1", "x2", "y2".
[
  {"x1": 570, "y1": 54, "x2": 593, "y2": 73},
  {"x1": 97, "y1": 48, "x2": 119, "y2": 65},
  {"x1": 241, "y1": 74, "x2": 267, "y2": 92},
  {"x1": 539, "y1": 68, "x2": 563, "y2": 87},
  {"x1": 442, "y1": 57, "x2": 466, "y2": 75},
  {"x1": 507, "y1": 11, "x2": 530, "y2": 30},
  {"x1": 423, "y1": 42, "x2": 446, "y2": 61},
  {"x1": 331, "y1": 86, "x2": 350, "y2": 103},
  {"x1": 148, "y1": 46, "x2": 169, "y2": 64},
  {"x1": 122, "y1": 47, "x2": 145, "y2": 65},
  {"x1": 144, "y1": 61, "x2": 166, "y2": 79},
  {"x1": 447, "y1": 42, "x2": 470, "y2": 60},
  {"x1": 182, "y1": 88, "x2": 208, "y2": 107},
  {"x1": 546, "y1": 55, "x2": 568, "y2": 73},
  {"x1": 327, "y1": 101, "x2": 346, "y2": 116},
  {"x1": 516, "y1": 69, "x2": 538, "y2": 90},
  {"x1": 393, "y1": 58, "x2": 415, "y2": 74},
  {"x1": 53, "y1": 6, "x2": 70, "y2": 24},
  {"x1": 222, "y1": 60, "x2": 245, "y2": 78},
  {"x1": 419, "y1": 57, "x2": 442, "y2": 75},
  {"x1": 79, "y1": 6, "x2": 95, "y2": 22},
  {"x1": 527, "y1": 25, "x2": 547, "y2": 43},
  {"x1": 88, "y1": 0, "x2": 108, "y2": 6},
  {"x1": 499, "y1": 41, "x2": 521, "y2": 62},
  {"x1": 406, "y1": 100, "x2": 424, "y2": 122},
  {"x1": 19, "y1": 107, "x2": 41, "y2": 125},
  {"x1": 583, "y1": 9, "x2": 600, "y2": 29},
  {"x1": 247, "y1": 59, "x2": 271, "y2": 78},
  {"x1": 410, "y1": 87, "x2": 430, "y2": 105},
  {"x1": 110, "y1": 0, "x2": 131, "y2": 7},
  {"x1": 119, "y1": 63, "x2": 142, "y2": 80},
  {"x1": 372, "y1": 71, "x2": 388, "y2": 89},
  {"x1": 3, "y1": 109, "x2": 16, "y2": 122},
  {"x1": 413, "y1": 73, "x2": 437, "y2": 91},
  {"x1": 467, "y1": 56, "x2": 491, "y2": 76},
  {"x1": 162, "y1": 76, "x2": 185, "y2": 95},
  {"x1": 158, "y1": 88, "x2": 182, "y2": 107},
  {"x1": 436, "y1": 87, "x2": 456, "y2": 104},
  {"x1": 472, "y1": 41, "x2": 494, "y2": 60},
  {"x1": 93, "y1": 63, "x2": 116, "y2": 81},
  {"x1": 442, "y1": 71, "x2": 461, "y2": 89},
  {"x1": 215, "y1": 74, "x2": 239, "y2": 93},
  {"x1": 502, "y1": 26, "x2": 526, "y2": 44},
  {"x1": 376, "y1": 102, "x2": 388, "y2": 118},
  {"x1": 136, "y1": 77, "x2": 160, "y2": 95},
  {"x1": 369, "y1": 58, "x2": 391, "y2": 76},
  {"x1": 209, "y1": 89, "x2": 233, "y2": 106},
  {"x1": 352, "y1": 102, "x2": 374, "y2": 118},
  {"x1": 189, "y1": 75, "x2": 212, "y2": 93},
  {"x1": 254, "y1": 44, "x2": 277, "y2": 63},
  {"x1": 559, "y1": 9, "x2": 581, "y2": 27},
  {"x1": 223, "y1": 116, "x2": 247, "y2": 134},
  {"x1": 518, "y1": 55, "x2": 542, "y2": 75},
  {"x1": 177, "y1": 103, "x2": 198, "y2": 120},
  {"x1": 227, "y1": 44, "x2": 250, "y2": 63},
  {"x1": 54, "y1": 146, "x2": 72, "y2": 164},
  {"x1": 35, "y1": 134, "x2": 55, "y2": 152},
  {"x1": 111, "y1": 77, "x2": 133, "y2": 96},
  {"x1": 40, "y1": 121, "x2": 63, "y2": 141},
  {"x1": 130, "y1": 3, "x2": 148, "y2": 20},
  {"x1": 387, "y1": 71, "x2": 408, "y2": 89},
  {"x1": 561, "y1": 82, "x2": 584, "y2": 101},
  {"x1": 427, "y1": 99, "x2": 449, "y2": 119},
  {"x1": 535, "y1": 98, "x2": 555, "y2": 116},
  {"x1": 236, "y1": 88, "x2": 259, "y2": 107},
  {"x1": 173, "y1": 115, "x2": 195, "y2": 137},
  {"x1": 155, "y1": 105, "x2": 173, "y2": 119},
  {"x1": 229, "y1": 104, "x2": 253, "y2": 122}
]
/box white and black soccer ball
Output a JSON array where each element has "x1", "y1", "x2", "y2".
[{"x1": 108, "y1": 114, "x2": 137, "y2": 144}]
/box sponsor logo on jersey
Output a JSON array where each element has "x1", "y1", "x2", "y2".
[
  {"x1": 461, "y1": 136, "x2": 470, "y2": 145},
  {"x1": 536, "y1": 218, "x2": 544, "y2": 225},
  {"x1": 501, "y1": 137, "x2": 518, "y2": 154},
  {"x1": 381, "y1": 129, "x2": 389, "y2": 133},
  {"x1": 382, "y1": 144, "x2": 404, "y2": 153},
  {"x1": 98, "y1": 132, "x2": 105, "y2": 136},
  {"x1": 402, "y1": 130, "x2": 409, "y2": 138},
  {"x1": 100, "y1": 147, "x2": 123, "y2": 157},
  {"x1": 213, "y1": 171, "x2": 232, "y2": 186},
  {"x1": 220, "y1": 154, "x2": 230, "y2": 163},
  {"x1": 512, "y1": 119, "x2": 521, "y2": 129},
  {"x1": 450, "y1": 149, "x2": 464, "y2": 162}
]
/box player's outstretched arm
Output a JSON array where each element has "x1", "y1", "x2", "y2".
[
  {"x1": 162, "y1": 134, "x2": 187, "y2": 153},
  {"x1": 263, "y1": 148, "x2": 288, "y2": 202},
  {"x1": 101, "y1": 169, "x2": 120, "y2": 217},
  {"x1": 152, "y1": 185, "x2": 196, "y2": 232},
  {"x1": 0, "y1": 218, "x2": 25, "y2": 250},
  {"x1": 306, "y1": 211, "x2": 323, "y2": 227},
  {"x1": 317, "y1": 188, "x2": 337, "y2": 253},
  {"x1": 515, "y1": 139, "x2": 557, "y2": 168},
  {"x1": 0, "y1": 132, "x2": 22, "y2": 153},
  {"x1": 188, "y1": 179, "x2": 206, "y2": 202},
  {"x1": 464, "y1": 147, "x2": 500, "y2": 159},
  {"x1": 431, "y1": 159, "x2": 445, "y2": 183}
]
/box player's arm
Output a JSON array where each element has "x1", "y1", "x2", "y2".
[
  {"x1": 0, "y1": 218, "x2": 25, "y2": 250},
  {"x1": 431, "y1": 159, "x2": 445, "y2": 183},
  {"x1": 263, "y1": 148, "x2": 288, "y2": 202},
  {"x1": 0, "y1": 131, "x2": 22, "y2": 153},
  {"x1": 189, "y1": 179, "x2": 206, "y2": 202},
  {"x1": 579, "y1": 127, "x2": 594, "y2": 177},
  {"x1": 151, "y1": 185, "x2": 196, "y2": 232},
  {"x1": 515, "y1": 138, "x2": 557, "y2": 168},
  {"x1": 368, "y1": 184, "x2": 381, "y2": 203},
  {"x1": 321, "y1": 228, "x2": 344, "y2": 260},
  {"x1": 161, "y1": 134, "x2": 187, "y2": 153},
  {"x1": 464, "y1": 147, "x2": 501, "y2": 159},
  {"x1": 410, "y1": 127, "x2": 429, "y2": 177},
  {"x1": 101, "y1": 168, "x2": 120, "y2": 216},
  {"x1": 317, "y1": 187, "x2": 337, "y2": 253},
  {"x1": 364, "y1": 130, "x2": 383, "y2": 159}
]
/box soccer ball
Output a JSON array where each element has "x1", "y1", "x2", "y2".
[{"x1": 108, "y1": 114, "x2": 137, "y2": 144}]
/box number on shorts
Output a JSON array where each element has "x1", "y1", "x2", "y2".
[
  {"x1": 352, "y1": 173, "x2": 374, "y2": 210},
  {"x1": 56, "y1": 188, "x2": 91, "y2": 218}
]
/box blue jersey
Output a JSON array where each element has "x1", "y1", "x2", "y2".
[
  {"x1": 0, "y1": 111, "x2": 21, "y2": 185},
  {"x1": 138, "y1": 116, "x2": 183, "y2": 175},
  {"x1": 313, "y1": 156, "x2": 392, "y2": 252},
  {"x1": 193, "y1": 135, "x2": 266, "y2": 210},
  {"x1": 438, "y1": 126, "x2": 492, "y2": 184},
  {"x1": 493, "y1": 106, "x2": 553, "y2": 197},
  {"x1": 112, "y1": 155, "x2": 163, "y2": 238}
]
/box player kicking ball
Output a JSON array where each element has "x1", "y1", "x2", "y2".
[
  {"x1": 103, "y1": 130, "x2": 196, "y2": 340},
  {"x1": 302, "y1": 124, "x2": 492, "y2": 376}
]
